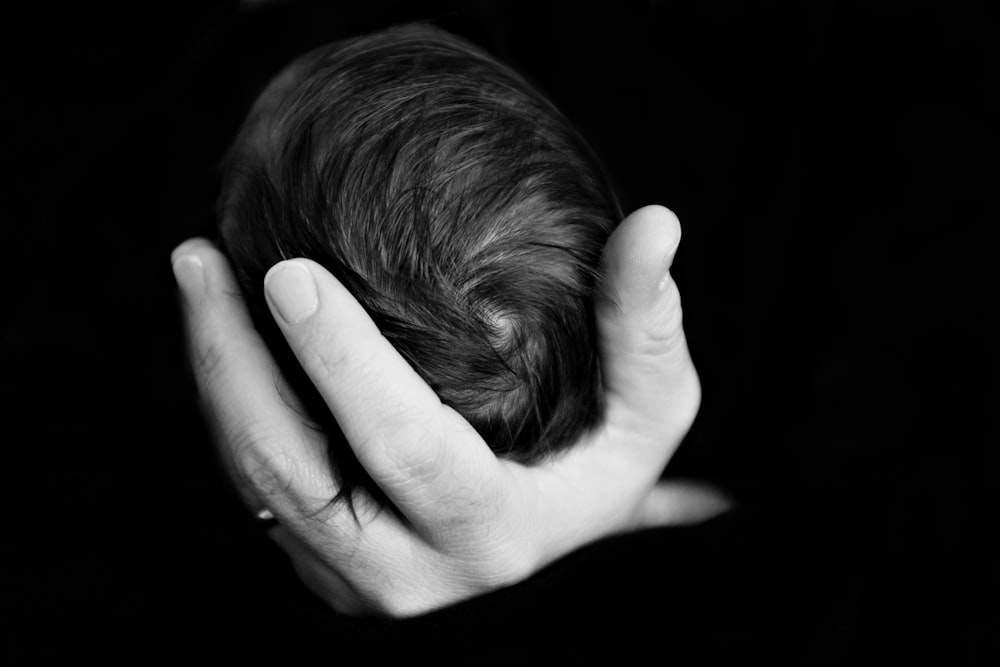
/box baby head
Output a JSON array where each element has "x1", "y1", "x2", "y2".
[{"x1": 219, "y1": 23, "x2": 621, "y2": 510}]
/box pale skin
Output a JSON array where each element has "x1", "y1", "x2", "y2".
[{"x1": 172, "y1": 204, "x2": 732, "y2": 617}]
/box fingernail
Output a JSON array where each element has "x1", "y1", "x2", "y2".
[
  {"x1": 170, "y1": 238, "x2": 212, "y2": 262},
  {"x1": 172, "y1": 255, "x2": 205, "y2": 297},
  {"x1": 265, "y1": 261, "x2": 318, "y2": 324}
]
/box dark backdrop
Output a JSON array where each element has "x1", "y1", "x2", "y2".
[{"x1": 4, "y1": 1, "x2": 996, "y2": 663}]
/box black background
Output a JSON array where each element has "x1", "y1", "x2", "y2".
[{"x1": 3, "y1": 0, "x2": 997, "y2": 663}]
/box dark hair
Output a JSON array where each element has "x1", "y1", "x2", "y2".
[{"x1": 219, "y1": 23, "x2": 621, "y2": 512}]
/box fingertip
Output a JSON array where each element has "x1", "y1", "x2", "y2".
[
  {"x1": 264, "y1": 259, "x2": 320, "y2": 326},
  {"x1": 636, "y1": 480, "x2": 734, "y2": 528},
  {"x1": 263, "y1": 258, "x2": 316, "y2": 288},
  {"x1": 171, "y1": 239, "x2": 252, "y2": 344},
  {"x1": 172, "y1": 253, "x2": 205, "y2": 298},
  {"x1": 602, "y1": 205, "x2": 683, "y2": 313},
  {"x1": 170, "y1": 237, "x2": 216, "y2": 265},
  {"x1": 621, "y1": 205, "x2": 681, "y2": 268}
]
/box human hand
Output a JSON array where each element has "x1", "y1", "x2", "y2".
[{"x1": 171, "y1": 205, "x2": 730, "y2": 616}]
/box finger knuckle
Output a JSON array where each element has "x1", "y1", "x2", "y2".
[
  {"x1": 639, "y1": 297, "x2": 687, "y2": 361},
  {"x1": 305, "y1": 328, "x2": 375, "y2": 384},
  {"x1": 362, "y1": 414, "x2": 448, "y2": 487},
  {"x1": 191, "y1": 336, "x2": 226, "y2": 386},
  {"x1": 231, "y1": 432, "x2": 297, "y2": 501}
]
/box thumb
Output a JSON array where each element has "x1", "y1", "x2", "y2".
[{"x1": 596, "y1": 205, "x2": 701, "y2": 447}]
